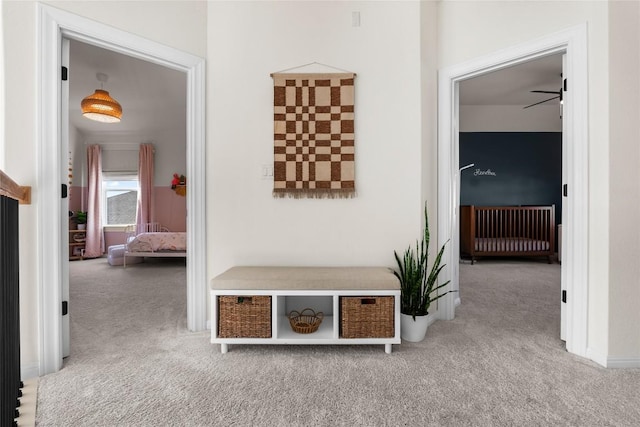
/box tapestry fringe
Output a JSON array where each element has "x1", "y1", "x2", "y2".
[{"x1": 273, "y1": 189, "x2": 357, "y2": 199}]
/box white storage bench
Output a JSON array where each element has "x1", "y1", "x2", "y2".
[{"x1": 210, "y1": 267, "x2": 401, "y2": 354}]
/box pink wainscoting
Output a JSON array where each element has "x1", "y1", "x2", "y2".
[
  {"x1": 104, "y1": 231, "x2": 128, "y2": 249},
  {"x1": 154, "y1": 187, "x2": 187, "y2": 232}
]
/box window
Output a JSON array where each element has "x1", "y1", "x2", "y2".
[{"x1": 103, "y1": 174, "x2": 139, "y2": 225}]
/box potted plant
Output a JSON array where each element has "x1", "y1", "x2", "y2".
[
  {"x1": 393, "y1": 203, "x2": 454, "y2": 342},
  {"x1": 75, "y1": 211, "x2": 87, "y2": 230}
]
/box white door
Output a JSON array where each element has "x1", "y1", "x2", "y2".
[
  {"x1": 61, "y1": 37, "x2": 71, "y2": 357},
  {"x1": 560, "y1": 53, "x2": 567, "y2": 342}
]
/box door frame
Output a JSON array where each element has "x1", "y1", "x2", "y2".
[
  {"x1": 436, "y1": 24, "x2": 589, "y2": 359},
  {"x1": 38, "y1": 4, "x2": 207, "y2": 374}
]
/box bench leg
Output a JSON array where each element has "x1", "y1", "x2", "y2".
[
  {"x1": 385, "y1": 344, "x2": 392, "y2": 354},
  {"x1": 220, "y1": 343, "x2": 228, "y2": 354}
]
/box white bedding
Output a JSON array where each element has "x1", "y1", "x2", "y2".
[{"x1": 127, "y1": 232, "x2": 187, "y2": 253}]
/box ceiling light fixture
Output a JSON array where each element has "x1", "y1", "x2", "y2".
[{"x1": 81, "y1": 73, "x2": 122, "y2": 123}]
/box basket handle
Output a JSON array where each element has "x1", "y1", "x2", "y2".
[{"x1": 289, "y1": 308, "x2": 324, "y2": 320}]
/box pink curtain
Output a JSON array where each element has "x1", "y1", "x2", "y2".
[
  {"x1": 84, "y1": 145, "x2": 104, "y2": 258},
  {"x1": 136, "y1": 143, "x2": 155, "y2": 228}
]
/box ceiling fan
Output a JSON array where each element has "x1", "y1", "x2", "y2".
[{"x1": 523, "y1": 89, "x2": 562, "y2": 109}]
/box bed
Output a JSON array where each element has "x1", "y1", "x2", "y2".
[
  {"x1": 124, "y1": 223, "x2": 187, "y2": 267},
  {"x1": 460, "y1": 205, "x2": 555, "y2": 264}
]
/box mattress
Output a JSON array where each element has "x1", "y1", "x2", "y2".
[
  {"x1": 474, "y1": 237, "x2": 550, "y2": 252},
  {"x1": 127, "y1": 232, "x2": 187, "y2": 253}
]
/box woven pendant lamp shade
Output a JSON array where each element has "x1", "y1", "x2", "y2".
[{"x1": 81, "y1": 89, "x2": 122, "y2": 123}]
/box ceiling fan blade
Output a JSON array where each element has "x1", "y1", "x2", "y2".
[
  {"x1": 531, "y1": 90, "x2": 561, "y2": 94},
  {"x1": 523, "y1": 96, "x2": 560, "y2": 109}
]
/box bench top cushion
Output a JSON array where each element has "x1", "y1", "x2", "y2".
[{"x1": 210, "y1": 266, "x2": 399, "y2": 291}]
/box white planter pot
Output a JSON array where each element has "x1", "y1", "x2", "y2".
[
  {"x1": 77, "y1": 224, "x2": 86, "y2": 230},
  {"x1": 401, "y1": 313, "x2": 430, "y2": 342}
]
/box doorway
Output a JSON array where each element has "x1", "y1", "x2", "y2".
[
  {"x1": 437, "y1": 25, "x2": 589, "y2": 360},
  {"x1": 63, "y1": 38, "x2": 189, "y2": 358},
  {"x1": 456, "y1": 53, "x2": 564, "y2": 343},
  {"x1": 38, "y1": 4, "x2": 206, "y2": 375}
]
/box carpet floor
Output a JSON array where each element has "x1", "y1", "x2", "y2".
[{"x1": 36, "y1": 257, "x2": 640, "y2": 426}]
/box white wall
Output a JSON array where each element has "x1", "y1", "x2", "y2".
[
  {"x1": 608, "y1": 0, "x2": 640, "y2": 362},
  {"x1": 3, "y1": 0, "x2": 41, "y2": 377},
  {"x1": 460, "y1": 105, "x2": 562, "y2": 132},
  {"x1": 76, "y1": 130, "x2": 187, "y2": 185},
  {"x1": 0, "y1": 0, "x2": 4, "y2": 170},
  {"x1": 2, "y1": 0, "x2": 206, "y2": 376},
  {"x1": 438, "y1": 0, "x2": 613, "y2": 362},
  {"x1": 46, "y1": 0, "x2": 207, "y2": 58},
  {"x1": 207, "y1": 1, "x2": 425, "y2": 278},
  {"x1": 421, "y1": 1, "x2": 439, "y2": 230}
]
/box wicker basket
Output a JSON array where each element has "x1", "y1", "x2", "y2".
[
  {"x1": 340, "y1": 296, "x2": 394, "y2": 338},
  {"x1": 288, "y1": 308, "x2": 324, "y2": 334},
  {"x1": 218, "y1": 295, "x2": 271, "y2": 338}
]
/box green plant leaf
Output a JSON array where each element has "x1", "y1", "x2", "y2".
[{"x1": 392, "y1": 202, "x2": 457, "y2": 317}]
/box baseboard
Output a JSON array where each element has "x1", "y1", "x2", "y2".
[
  {"x1": 606, "y1": 357, "x2": 640, "y2": 368},
  {"x1": 21, "y1": 363, "x2": 39, "y2": 380},
  {"x1": 586, "y1": 348, "x2": 640, "y2": 368}
]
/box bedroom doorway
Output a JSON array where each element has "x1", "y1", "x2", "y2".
[
  {"x1": 456, "y1": 52, "x2": 564, "y2": 341},
  {"x1": 63, "y1": 37, "x2": 189, "y2": 358},
  {"x1": 437, "y1": 25, "x2": 589, "y2": 360},
  {"x1": 38, "y1": 4, "x2": 206, "y2": 375}
]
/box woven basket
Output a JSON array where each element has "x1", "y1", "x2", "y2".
[
  {"x1": 288, "y1": 308, "x2": 324, "y2": 334},
  {"x1": 218, "y1": 295, "x2": 271, "y2": 338},
  {"x1": 340, "y1": 296, "x2": 394, "y2": 338}
]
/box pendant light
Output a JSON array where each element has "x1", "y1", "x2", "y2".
[{"x1": 81, "y1": 73, "x2": 122, "y2": 123}]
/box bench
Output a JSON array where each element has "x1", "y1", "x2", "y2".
[{"x1": 210, "y1": 266, "x2": 401, "y2": 353}]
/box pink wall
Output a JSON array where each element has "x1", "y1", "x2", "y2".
[
  {"x1": 69, "y1": 185, "x2": 186, "y2": 251},
  {"x1": 68, "y1": 186, "x2": 87, "y2": 214},
  {"x1": 154, "y1": 187, "x2": 187, "y2": 232},
  {"x1": 104, "y1": 231, "x2": 128, "y2": 249}
]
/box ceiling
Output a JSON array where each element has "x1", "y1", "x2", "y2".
[
  {"x1": 459, "y1": 54, "x2": 563, "y2": 107},
  {"x1": 69, "y1": 41, "x2": 562, "y2": 133},
  {"x1": 69, "y1": 39, "x2": 187, "y2": 135}
]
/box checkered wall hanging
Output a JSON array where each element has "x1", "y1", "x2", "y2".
[{"x1": 271, "y1": 72, "x2": 356, "y2": 199}]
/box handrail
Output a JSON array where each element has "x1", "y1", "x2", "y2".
[{"x1": 0, "y1": 169, "x2": 31, "y2": 205}]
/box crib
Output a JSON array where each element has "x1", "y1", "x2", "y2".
[{"x1": 460, "y1": 205, "x2": 555, "y2": 264}]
